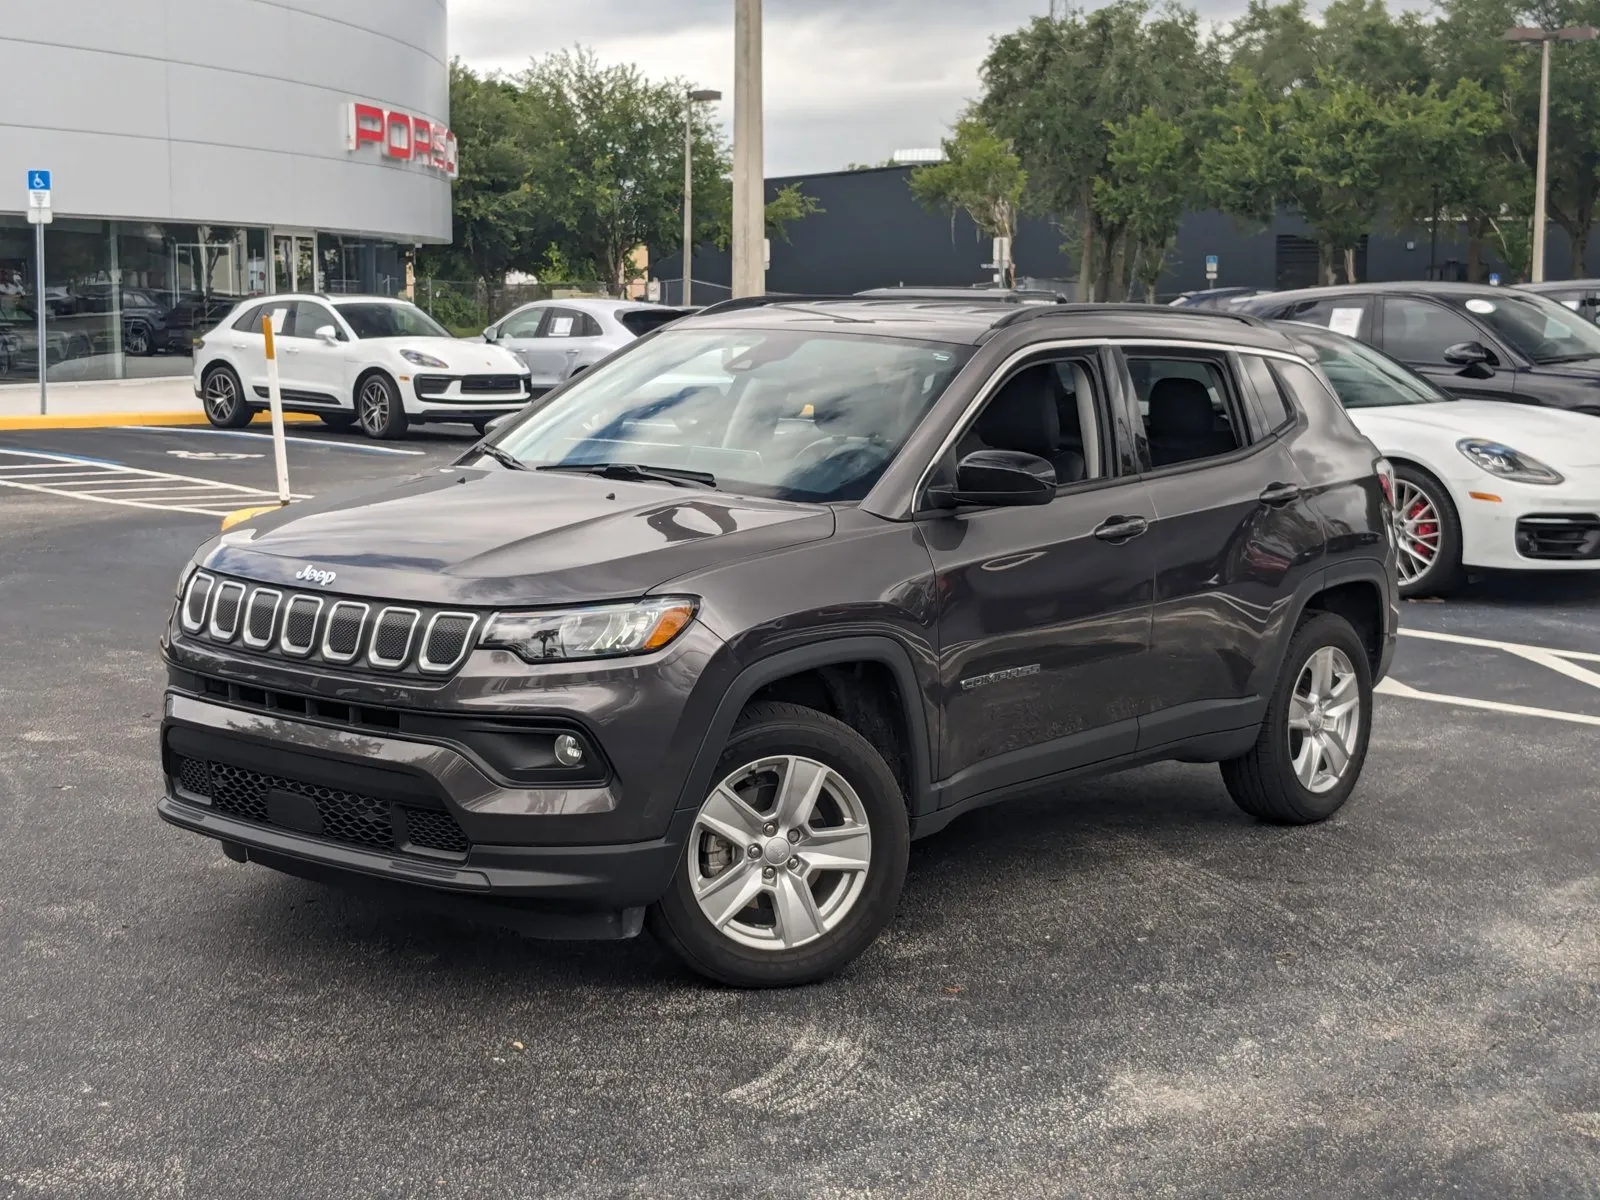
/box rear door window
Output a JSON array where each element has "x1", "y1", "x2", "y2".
[
  {"x1": 1273, "y1": 296, "x2": 1372, "y2": 339},
  {"x1": 1124, "y1": 353, "x2": 1250, "y2": 468},
  {"x1": 618, "y1": 308, "x2": 691, "y2": 337}
]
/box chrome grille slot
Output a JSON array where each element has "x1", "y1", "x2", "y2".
[
  {"x1": 181, "y1": 572, "x2": 214, "y2": 633},
  {"x1": 321, "y1": 601, "x2": 369, "y2": 664},
  {"x1": 419, "y1": 612, "x2": 478, "y2": 674},
  {"x1": 369, "y1": 607, "x2": 420, "y2": 669},
  {"x1": 242, "y1": 588, "x2": 282, "y2": 648},
  {"x1": 208, "y1": 581, "x2": 246, "y2": 641},
  {"x1": 280, "y1": 595, "x2": 323, "y2": 656}
]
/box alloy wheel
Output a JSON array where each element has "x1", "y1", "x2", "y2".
[
  {"x1": 359, "y1": 379, "x2": 390, "y2": 435},
  {"x1": 688, "y1": 755, "x2": 873, "y2": 951},
  {"x1": 127, "y1": 327, "x2": 149, "y2": 355},
  {"x1": 1287, "y1": 646, "x2": 1361, "y2": 795},
  {"x1": 203, "y1": 372, "x2": 237, "y2": 423},
  {"x1": 1393, "y1": 479, "x2": 1441, "y2": 584}
]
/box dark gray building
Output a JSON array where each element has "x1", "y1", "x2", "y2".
[{"x1": 652, "y1": 164, "x2": 1598, "y2": 301}]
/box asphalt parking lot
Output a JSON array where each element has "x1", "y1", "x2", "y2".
[{"x1": 2, "y1": 423, "x2": 1598, "y2": 1199}]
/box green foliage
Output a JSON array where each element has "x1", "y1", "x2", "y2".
[
  {"x1": 1095, "y1": 109, "x2": 1195, "y2": 299},
  {"x1": 429, "y1": 53, "x2": 819, "y2": 298},
  {"x1": 908, "y1": 114, "x2": 1028, "y2": 274}
]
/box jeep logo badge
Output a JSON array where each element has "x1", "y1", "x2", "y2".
[{"x1": 295, "y1": 565, "x2": 338, "y2": 587}]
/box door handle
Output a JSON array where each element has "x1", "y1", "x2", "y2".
[
  {"x1": 1259, "y1": 482, "x2": 1302, "y2": 507},
  {"x1": 283, "y1": 346, "x2": 301, "y2": 354},
  {"x1": 1093, "y1": 515, "x2": 1149, "y2": 543}
]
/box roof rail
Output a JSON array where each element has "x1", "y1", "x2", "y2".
[
  {"x1": 988, "y1": 302, "x2": 1265, "y2": 330},
  {"x1": 693, "y1": 293, "x2": 866, "y2": 315},
  {"x1": 693, "y1": 291, "x2": 1067, "y2": 316}
]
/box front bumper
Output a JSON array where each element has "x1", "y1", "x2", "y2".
[
  {"x1": 1452, "y1": 473, "x2": 1600, "y2": 570},
  {"x1": 159, "y1": 688, "x2": 696, "y2": 911}
]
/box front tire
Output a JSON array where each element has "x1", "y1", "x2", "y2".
[
  {"x1": 1393, "y1": 464, "x2": 1465, "y2": 598},
  {"x1": 356, "y1": 373, "x2": 408, "y2": 440},
  {"x1": 201, "y1": 365, "x2": 252, "y2": 429},
  {"x1": 125, "y1": 323, "x2": 153, "y2": 356},
  {"x1": 647, "y1": 702, "x2": 909, "y2": 987},
  {"x1": 1221, "y1": 612, "x2": 1374, "y2": 825}
]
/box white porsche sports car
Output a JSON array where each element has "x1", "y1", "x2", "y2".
[
  {"x1": 194, "y1": 294, "x2": 533, "y2": 439},
  {"x1": 1281, "y1": 320, "x2": 1600, "y2": 596}
]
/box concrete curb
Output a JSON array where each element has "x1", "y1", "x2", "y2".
[{"x1": 0, "y1": 411, "x2": 321, "y2": 431}]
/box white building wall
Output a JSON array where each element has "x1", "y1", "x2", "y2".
[{"x1": 0, "y1": 0, "x2": 451, "y2": 242}]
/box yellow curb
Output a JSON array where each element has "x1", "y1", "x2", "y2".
[{"x1": 0, "y1": 410, "x2": 320, "y2": 431}]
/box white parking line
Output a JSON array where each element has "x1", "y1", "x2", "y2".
[
  {"x1": 1398, "y1": 628, "x2": 1600, "y2": 666},
  {"x1": 1376, "y1": 678, "x2": 1600, "y2": 727},
  {"x1": 0, "y1": 448, "x2": 307, "y2": 517},
  {"x1": 112, "y1": 426, "x2": 425, "y2": 456}
]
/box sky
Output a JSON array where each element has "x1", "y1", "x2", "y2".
[{"x1": 449, "y1": 0, "x2": 1256, "y2": 177}]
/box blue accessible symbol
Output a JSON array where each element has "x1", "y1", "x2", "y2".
[{"x1": 28, "y1": 170, "x2": 51, "y2": 192}]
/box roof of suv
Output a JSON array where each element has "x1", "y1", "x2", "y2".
[
  {"x1": 1246, "y1": 281, "x2": 1522, "y2": 305},
  {"x1": 687, "y1": 295, "x2": 1300, "y2": 351}
]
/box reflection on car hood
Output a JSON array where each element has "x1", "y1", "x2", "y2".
[
  {"x1": 390, "y1": 337, "x2": 526, "y2": 374},
  {"x1": 203, "y1": 468, "x2": 835, "y2": 607},
  {"x1": 1348, "y1": 400, "x2": 1600, "y2": 467}
]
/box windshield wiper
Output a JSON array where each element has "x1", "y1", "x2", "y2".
[
  {"x1": 475, "y1": 443, "x2": 528, "y2": 471},
  {"x1": 1534, "y1": 351, "x2": 1600, "y2": 364},
  {"x1": 536, "y1": 462, "x2": 718, "y2": 489}
]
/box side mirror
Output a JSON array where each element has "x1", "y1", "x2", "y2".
[
  {"x1": 483, "y1": 326, "x2": 498, "y2": 342},
  {"x1": 928, "y1": 450, "x2": 1056, "y2": 509},
  {"x1": 1443, "y1": 341, "x2": 1493, "y2": 369},
  {"x1": 484, "y1": 413, "x2": 513, "y2": 435},
  {"x1": 314, "y1": 324, "x2": 339, "y2": 345}
]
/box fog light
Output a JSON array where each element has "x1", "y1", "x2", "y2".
[{"x1": 554, "y1": 734, "x2": 586, "y2": 768}]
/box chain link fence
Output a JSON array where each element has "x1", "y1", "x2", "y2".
[{"x1": 414, "y1": 279, "x2": 612, "y2": 336}]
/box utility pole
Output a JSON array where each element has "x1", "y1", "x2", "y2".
[
  {"x1": 732, "y1": 0, "x2": 765, "y2": 298},
  {"x1": 1506, "y1": 25, "x2": 1598, "y2": 282},
  {"x1": 683, "y1": 88, "x2": 721, "y2": 306}
]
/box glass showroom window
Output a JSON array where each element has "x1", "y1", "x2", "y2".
[
  {"x1": 319, "y1": 235, "x2": 407, "y2": 297},
  {"x1": 0, "y1": 217, "x2": 267, "y2": 384}
]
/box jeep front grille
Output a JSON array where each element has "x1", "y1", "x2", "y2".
[{"x1": 180, "y1": 572, "x2": 480, "y2": 676}]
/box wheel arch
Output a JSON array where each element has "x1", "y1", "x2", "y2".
[
  {"x1": 673, "y1": 637, "x2": 934, "y2": 823},
  {"x1": 352, "y1": 364, "x2": 400, "y2": 410}
]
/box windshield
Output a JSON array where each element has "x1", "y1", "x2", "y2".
[
  {"x1": 1287, "y1": 324, "x2": 1447, "y2": 407},
  {"x1": 335, "y1": 301, "x2": 451, "y2": 340},
  {"x1": 491, "y1": 327, "x2": 973, "y2": 503},
  {"x1": 1445, "y1": 293, "x2": 1600, "y2": 364}
]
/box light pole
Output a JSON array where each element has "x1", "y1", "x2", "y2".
[
  {"x1": 1505, "y1": 25, "x2": 1598, "y2": 282},
  {"x1": 683, "y1": 88, "x2": 721, "y2": 306},
  {"x1": 732, "y1": 0, "x2": 765, "y2": 298}
]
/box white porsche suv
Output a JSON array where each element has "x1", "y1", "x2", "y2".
[{"x1": 193, "y1": 294, "x2": 534, "y2": 439}]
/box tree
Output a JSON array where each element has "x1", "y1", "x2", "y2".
[
  {"x1": 518, "y1": 50, "x2": 730, "y2": 296},
  {"x1": 1094, "y1": 109, "x2": 1194, "y2": 300},
  {"x1": 980, "y1": 1, "x2": 1215, "y2": 300},
  {"x1": 417, "y1": 62, "x2": 566, "y2": 308},
  {"x1": 909, "y1": 115, "x2": 1027, "y2": 284}
]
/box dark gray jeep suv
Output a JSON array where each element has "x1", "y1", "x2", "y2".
[{"x1": 159, "y1": 297, "x2": 1400, "y2": 987}]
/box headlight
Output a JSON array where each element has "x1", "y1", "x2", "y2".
[
  {"x1": 1455, "y1": 438, "x2": 1564, "y2": 485},
  {"x1": 481, "y1": 597, "x2": 697, "y2": 663},
  {"x1": 400, "y1": 349, "x2": 450, "y2": 369}
]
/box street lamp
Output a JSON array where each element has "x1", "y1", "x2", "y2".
[
  {"x1": 1505, "y1": 25, "x2": 1598, "y2": 282},
  {"x1": 683, "y1": 87, "x2": 721, "y2": 306}
]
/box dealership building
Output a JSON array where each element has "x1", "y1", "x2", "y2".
[{"x1": 0, "y1": 0, "x2": 452, "y2": 386}]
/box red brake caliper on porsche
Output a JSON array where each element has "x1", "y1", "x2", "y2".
[{"x1": 1406, "y1": 499, "x2": 1435, "y2": 560}]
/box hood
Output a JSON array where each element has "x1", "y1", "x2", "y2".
[
  {"x1": 399, "y1": 338, "x2": 526, "y2": 374},
  {"x1": 203, "y1": 467, "x2": 835, "y2": 607},
  {"x1": 1348, "y1": 400, "x2": 1600, "y2": 468}
]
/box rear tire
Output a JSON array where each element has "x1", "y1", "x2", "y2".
[
  {"x1": 1221, "y1": 612, "x2": 1373, "y2": 825},
  {"x1": 647, "y1": 702, "x2": 909, "y2": 987},
  {"x1": 319, "y1": 412, "x2": 357, "y2": 431},
  {"x1": 1393, "y1": 463, "x2": 1465, "y2": 598},
  {"x1": 201, "y1": 364, "x2": 252, "y2": 429},
  {"x1": 356, "y1": 373, "x2": 408, "y2": 440}
]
